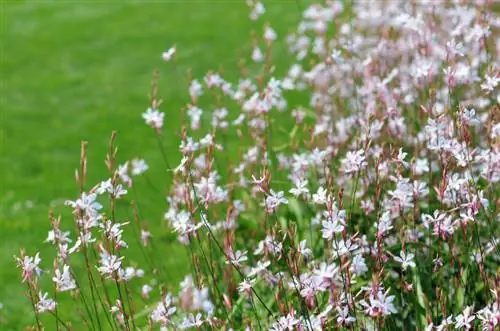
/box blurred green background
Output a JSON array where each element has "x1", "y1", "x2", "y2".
[{"x1": 0, "y1": 0, "x2": 301, "y2": 328}]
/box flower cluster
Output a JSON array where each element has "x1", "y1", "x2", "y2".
[{"x1": 17, "y1": 1, "x2": 499, "y2": 330}]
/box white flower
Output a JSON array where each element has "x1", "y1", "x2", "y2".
[
  {"x1": 248, "y1": 1, "x2": 265, "y2": 20},
  {"x1": 313, "y1": 186, "x2": 327, "y2": 204},
  {"x1": 341, "y1": 150, "x2": 367, "y2": 175},
  {"x1": 251, "y1": 46, "x2": 264, "y2": 62},
  {"x1": 238, "y1": 278, "x2": 256, "y2": 297},
  {"x1": 322, "y1": 217, "x2": 344, "y2": 240},
  {"x1": 142, "y1": 107, "x2": 165, "y2": 130},
  {"x1": 480, "y1": 74, "x2": 499, "y2": 93},
  {"x1": 189, "y1": 79, "x2": 203, "y2": 100},
  {"x1": 264, "y1": 26, "x2": 277, "y2": 42},
  {"x1": 151, "y1": 294, "x2": 176, "y2": 326},
  {"x1": 16, "y1": 252, "x2": 42, "y2": 282},
  {"x1": 141, "y1": 284, "x2": 153, "y2": 299},
  {"x1": 446, "y1": 39, "x2": 464, "y2": 57},
  {"x1": 289, "y1": 179, "x2": 309, "y2": 197},
  {"x1": 53, "y1": 265, "x2": 76, "y2": 292},
  {"x1": 360, "y1": 289, "x2": 397, "y2": 317},
  {"x1": 175, "y1": 156, "x2": 189, "y2": 173},
  {"x1": 162, "y1": 46, "x2": 176, "y2": 61},
  {"x1": 179, "y1": 313, "x2": 204, "y2": 329},
  {"x1": 131, "y1": 158, "x2": 148, "y2": 176},
  {"x1": 394, "y1": 251, "x2": 416, "y2": 271},
  {"x1": 140, "y1": 229, "x2": 152, "y2": 247},
  {"x1": 97, "y1": 248, "x2": 123, "y2": 278},
  {"x1": 297, "y1": 240, "x2": 312, "y2": 258},
  {"x1": 45, "y1": 229, "x2": 72, "y2": 245},
  {"x1": 226, "y1": 250, "x2": 248, "y2": 267},
  {"x1": 351, "y1": 255, "x2": 368, "y2": 276},
  {"x1": 455, "y1": 306, "x2": 475, "y2": 330},
  {"x1": 265, "y1": 190, "x2": 288, "y2": 210},
  {"x1": 35, "y1": 292, "x2": 56, "y2": 313}
]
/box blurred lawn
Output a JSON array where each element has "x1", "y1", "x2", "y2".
[{"x1": 0, "y1": 0, "x2": 300, "y2": 328}]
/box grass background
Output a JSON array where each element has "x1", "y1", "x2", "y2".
[{"x1": 0, "y1": 0, "x2": 302, "y2": 328}]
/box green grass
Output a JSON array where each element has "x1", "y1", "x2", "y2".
[{"x1": 0, "y1": 0, "x2": 301, "y2": 328}]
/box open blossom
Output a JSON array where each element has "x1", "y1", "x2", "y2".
[
  {"x1": 226, "y1": 250, "x2": 248, "y2": 267},
  {"x1": 455, "y1": 306, "x2": 475, "y2": 330},
  {"x1": 140, "y1": 229, "x2": 152, "y2": 247},
  {"x1": 341, "y1": 149, "x2": 367, "y2": 174},
  {"x1": 247, "y1": 0, "x2": 265, "y2": 20},
  {"x1": 65, "y1": 192, "x2": 102, "y2": 216},
  {"x1": 271, "y1": 310, "x2": 300, "y2": 331},
  {"x1": 322, "y1": 217, "x2": 344, "y2": 240},
  {"x1": 142, "y1": 107, "x2": 165, "y2": 130},
  {"x1": 16, "y1": 252, "x2": 42, "y2": 282},
  {"x1": 265, "y1": 190, "x2": 288, "y2": 210},
  {"x1": 141, "y1": 284, "x2": 153, "y2": 299},
  {"x1": 238, "y1": 278, "x2": 256, "y2": 297},
  {"x1": 45, "y1": 229, "x2": 72, "y2": 245},
  {"x1": 162, "y1": 46, "x2": 176, "y2": 61},
  {"x1": 151, "y1": 294, "x2": 176, "y2": 326},
  {"x1": 35, "y1": 292, "x2": 56, "y2": 313},
  {"x1": 289, "y1": 179, "x2": 309, "y2": 197},
  {"x1": 360, "y1": 289, "x2": 397, "y2": 317},
  {"x1": 179, "y1": 313, "x2": 204, "y2": 329},
  {"x1": 53, "y1": 265, "x2": 76, "y2": 292},
  {"x1": 480, "y1": 73, "x2": 499, "y2": 93},
  {"x1": 393, "y1": 251, "x2": 416, "y2": 271},
  {"x1": 312, "y1": 186, "x2": 327, "y2": 204},
  {"x1": 131, "y1": 158, "x2": 148, "y2": 175},
  {"x1": 97, "y1": 248, "x2": 123, "y2": 278}
]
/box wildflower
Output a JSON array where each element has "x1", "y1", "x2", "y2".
[
  {"x1": 337, "y1": 306, "x2": 356, "y2": 325},
  {"x1": 248, "y1": 260, "x2": 271, "y2": 278},
  {"x1": 65, "y1": 192, "x2": 102, "y2": 216},
  {"x1": 271, "y1": 310, "x2": 300, "y2": 331},
  {"x1": 313, "y1": 262, "x2": 339, "y2": 286},
  {"x1": 226, "y1": 250, "x2": 248, "y2": 267},
  {"x1": 179, "y1": 313, "x2": 204, "y2": 329},
  {"x1": 251, "y1": 46, "x2": 264, "y2": 62},
  {"x1": 247, "y1": 0, "x2": 265, "y2": 20},
  {"x1": 264, "y1": 26, "x2": 277, "y2": 42},
  {"x1": 174, "y1": 156, "x2": 189, "y2": 173},
  {"x1": 265, "y1": 190, "x2": 288, "y2": 211},
  {"x1": 360, "y1": 289, "x2": 397, "y2": 317},
  {"x1": 35, "y1": 292, "x2": 56, "y2": 313},
  {"x1": 238, "y1": 278, "x2": 255, "y2": 297},
  {"x1": 297, "y1": 240, "x2": 312, "y2": 258},
  {"x1": 322, "y1": 217, "x2": 344, "y2": 240},
  {"x1": 131, "y1": 158, "x2": 148, "y2": 176},
  {"x1": 395, "y1": 148, "x2": 409, "y2": 168},
  {"x1": 97, "y1": 248, "x2": 123, "y2": 278},
  {"x1": 16, "y1": 252, "x2": 42, "y2": 282},
  {"x1": 393, "y1": 251, "x2": 416, "y2": 271},
  {"x1": 446, "y1": 39, "x2": 464, "y2": 57},
  {"x1": 289, "y1": 179, "x2": 309, "y2": 197},
  {"x1": 455, "y1": 306, "x2": 475, "y2": 330},
  {"x1": 140, "y1": 229, "x2": 152, "y2": 247},
  {"x1": 142, "y1": 107, "x2": 165, "y2": 130},
  {"x1": 436, "y1": 315, "x2": 454, "y2": 331},
  {"x1": 141, "y1": 284, "x2": 153, "y2": 299},
  {"x1": 480, "y1": 74, "x2": 499, "y2": 93},
  {"x1": 312, "y1": 186, "x2": 327, "y2": 204},
  {"x1": 162, "y1": 46, "x2": 176, "y2": 61},
  {"x1": 341, "y1": 149, "x2": 367, "y2": 175},
  {"x1": 351, "y1": 255, "x2": 368, "y2": 276},
  {"x1": 45, "y1": 229, "x2": 72, "y2": 245},
  {"x1": 151, "y1": 294, "x2": 176, "y2": 326},
  {"x1": 52, "y1": 265, "x2": 76, "y2": 292},
  {"x1": 189, "y1": 79, "x2": 203, "y2": 100}
]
